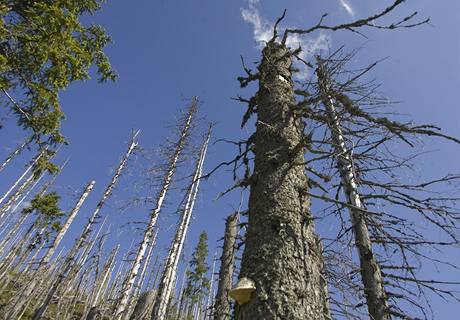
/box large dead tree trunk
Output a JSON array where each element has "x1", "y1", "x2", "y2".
[
  {"x1": 316, "y1": 60, "x2": 389, "y2": 320},
  {"x1": 214, "y1": 213, "x2": 238, "y2": 320},
  {"x1": 151, "y1": 126, "x2": 210, "y2": 320},
  {"x1": 114, "y1": 101, "x2": 197, "y2": 319},
  {"x1": 235, "y1": 42, "x2": 330, "y2": 319}
]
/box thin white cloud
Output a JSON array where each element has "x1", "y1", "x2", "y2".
[
  {"x1": 241, "y1": 1, "x2": 331, "y2": 79},
  {"x1": 339, "y1": 0, "x2": 355, "y2": 17},
  {"x1": 241, "y1": 1, "x2": 272, "y2": 45},
  {"x1": 286, "y1": 32, "x2": 331, "y2": 79}
]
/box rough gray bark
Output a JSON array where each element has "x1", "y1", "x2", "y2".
[
  {"x1": 235, "y1": 42, "x2": 330, "y2": 320},
  {"x1": 130, "y1": 290, "x2": 156, "y2": 320},
  {"x1": 86, "y1": 307, "x2": 102, "y2": 320},
  {"x1": 316, "y1": 61, "x2": 389, "y2": 320},
  {"x1": 214, "y1": 213, "x2": 238, "y2": 320}
]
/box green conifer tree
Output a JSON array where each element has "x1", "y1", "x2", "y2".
[
  {"x1": 0, "y1": 0, "x2": 116, "y2": 147},
  {"x1": 183, "y1": 232, "x2": 210, "y2": 319},
  {"x1": 23, "y1": 191, "x2": 64, "y2": 241}
]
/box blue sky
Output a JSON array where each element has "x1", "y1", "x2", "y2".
[{"x1": 1, "y1": 0, "x2": 460, "y2": 318}]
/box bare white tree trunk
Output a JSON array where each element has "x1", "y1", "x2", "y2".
[
  {"x1": 317, "y1": 60, "x2": 389, "y2": 320},
  {"x1": 0, "y1": 212, "x2": 27, "y2": 257},
  {"x1": 85, "y1": 245, "x2": 119, "y2": 320},
  {"x1": 0, "y1": 159, "x2": 66, "y2": 251},
  {"x1": 40, "y1": 180, "x2": 95, "y2": 266},
  {"x1": 0, "y1": 173, "x2": 34, "y2": 219},
  {"x1": 31, "y1": 131, "x2": 139, "y2": 320},
  {"x1": 0, "y1": 137, "x2": 32, "y2": 173},
  {"x1": 136, "y1": 229, "x2": 158, "y2": 295},
  {"x1": 0, "y1": 150, "x2": 43, "y2": 206},
  {"x1": 12, "y1": 158, "x2": 70, "y2": 214},
  {"x1": 0, "y1": 223, "x2": 34, "y2": 279},
  {"x1": 76, "y1": 131, "x2": 139, "y2": 256},
  {"x1": 0, "y1": 165, "x2": 30, "y2": 206},
  {"x1": 124, "y1": 229, "x2": 159, "y2": 320},
  {"x1": 151, "y1": 126, "x2": 210, "y2": 320},
  {"x1": 114, "y1": 102, "x2": 197, "y2": 319},
  {"x1": 97, "y1": 245, "x2": 119, "y2": 302}
]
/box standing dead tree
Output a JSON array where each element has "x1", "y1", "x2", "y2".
[
  {"x1": 151, "y1": 125, "x2": 211, "y2": 320},
  {"x1": 114, "y1": 100, "x2": 197, "y2": 319},
  {"x1": 295, "y1": 50, "x2": 460, "y2": 319},
  {"x1": 316, "y1": 57, "x2": 388, "y2": 320},
  {"x1": 233, "y1": 39, "x2": 331, "y2": 320},
  {"x1": 225, "y1": 2, "x2": 431, "y2": 319}
]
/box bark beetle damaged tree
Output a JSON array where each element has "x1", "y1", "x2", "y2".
[
  {"x1": 316, "y1": 58, "x2": 389, "y2": 320},
  {"x1": 228, "y1": 2, "x2": 431, "y2": 319},
  {"x1": 234, "y1": 40, "x2": 331, "y2": 320},
  {"x1": 304, "y1": 50, "x2": 460, "y2": 319}
]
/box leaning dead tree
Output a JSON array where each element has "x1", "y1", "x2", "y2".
[
  {"x1": 226, "y1": 2, "x2": 432, "y2": 319},
  {"x1": 114, "y1": 100, "x2": 197, "y2": 319},
  {"x1": 152, "y1": 125, "x2": 211, "y2": 320},
  {"x1": 214, "y1": 213, "x2": 238, "y2": 320}
]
